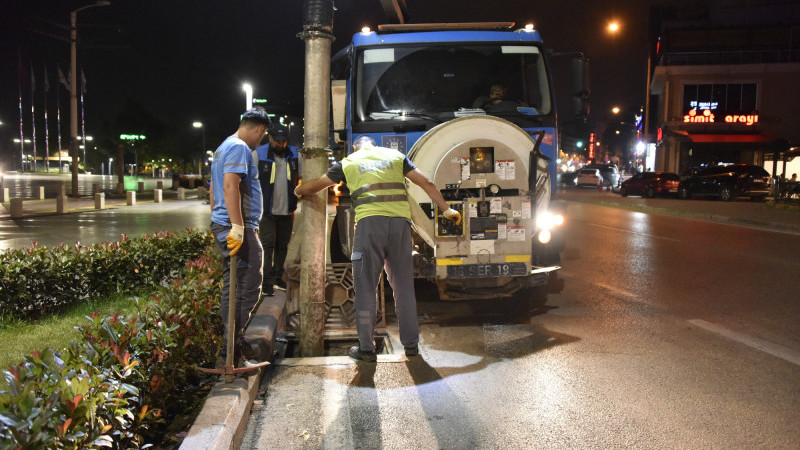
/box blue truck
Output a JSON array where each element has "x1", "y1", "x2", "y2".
[{"x1": 327, "y1": 22, "x2": 585, "y2": 300}]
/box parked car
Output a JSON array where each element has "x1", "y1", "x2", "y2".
[
  {"x1": 585, "y1": 164, "x2": 619, "y2": 187},
  {"x1": 619, "y1": 172, "x2": 681, "y2": 198},
  {"x1": 559, "y1": 170, "x2": 580, "y2": 186},
  {"x1": 576, "y1": 168, "x2": 602, "y2": 187},
  {"x1": 677, "y1": 164, "x2": 771, "y2": 201}
]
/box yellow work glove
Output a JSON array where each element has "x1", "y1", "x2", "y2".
[
  {"x1": 226, "y1": 224, "x2": 244, "y2": 256},
  {"x1": 443, "y1": 207, "x2": 462, "y2": 226}
]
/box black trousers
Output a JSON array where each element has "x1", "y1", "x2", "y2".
[{"x1": 259, "y1": 214, "x2": 293, "y2": 286}]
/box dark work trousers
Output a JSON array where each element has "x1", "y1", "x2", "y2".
[
  {"x1": 259, "y1": 214, "x2": 293, "y2": 287},
  {"x1": 211, "y1": 223, "x2": 263, "y2": 357},
  {"x1": 351, "y1": 216, "x2": 419, "y2": 352}
]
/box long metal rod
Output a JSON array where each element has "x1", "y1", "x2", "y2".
[{"x1": 225, "y1": 254, "x2": 237, "y2": 383}]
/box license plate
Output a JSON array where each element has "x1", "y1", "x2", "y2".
[
  {"x1": 446, "y1": 262, "x2": 527, "y2": 278},
  {"x1": 668, "y1": 188, "x2": 678, "y2": 192}
]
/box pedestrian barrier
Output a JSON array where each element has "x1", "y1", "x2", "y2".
[
  {"x1": 177, "y1": 188, "x2": 186, "y2": 200},
  {"x1": 138, "y1": 181, "x2": 145, "y2": 192},
  {"x1": 154, "y1": 188, "x2": 163, "y2": 203},
  {"x1": 36, "y1": 186, "x2": 45, "y2": 200},
  {"x1": 10, "y1": 198, "x2": 23, "y2": 219},
  {"x1": 57, "y1": 194, "x2": 66, "y2": 214},
  {"x1": 94, "y1": 193, "x2": 105, "y2": 210},
  {"x1": 127, "y1": 191, "x2": 136, "y2": 206},
  {"x1": 0, "y1": 188, "x2": 8, "y2": 203}
]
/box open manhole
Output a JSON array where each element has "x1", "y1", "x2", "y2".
[{"x1": 281, "y1": 332, "x2": 393, "y2": 358}]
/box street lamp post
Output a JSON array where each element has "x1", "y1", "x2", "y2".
[
  {"x1": 70, "y1": 1, "x2": 110, "y2": 196},
  {"x1": 193, "y1": 121, "x2": 205, "y2": 175},
  {"x1": 242, "y1": 83, "x2": 253, "y2": 111}
]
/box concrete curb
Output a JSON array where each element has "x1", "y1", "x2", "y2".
[{"x1": 180, "y1": 294, "x2": 286, "y2": 450}]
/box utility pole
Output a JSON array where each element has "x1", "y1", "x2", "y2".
[
  {"x1": 297, "y1": 0, "x2": 334, "y2": 356},
  {"x1": 69, "y1": 1, "x2": 110, "y2": 197}
]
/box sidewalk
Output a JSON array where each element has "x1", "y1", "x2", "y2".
[
  {"x1": 0, "y1": 188, "x2": 203, "y2": 221},
  {"x1": 556, "y1": 187, "x2": 800, "y2": 234}
]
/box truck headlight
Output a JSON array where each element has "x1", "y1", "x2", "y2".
[
  {"x1": 536, "y1": 211, "x2": 564, "y2": 230},
  {"x1": 537, "y1": 229, "x2": 552, "y2": 244}
]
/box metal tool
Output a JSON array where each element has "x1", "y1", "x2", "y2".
[{"x1": 198, "y1": 253, "x2": 270, "y2": 382}]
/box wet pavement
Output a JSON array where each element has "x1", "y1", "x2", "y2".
[{"x1": 0, "y1": 173, "x2": 209, "y2": 250}]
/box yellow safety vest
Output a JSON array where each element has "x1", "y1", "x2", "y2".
[{"x1": 341, "y1": 146, "x2": 411, "y2": 222}]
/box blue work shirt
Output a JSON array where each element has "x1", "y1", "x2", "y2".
[{"x1": 210, "y1": 135, "x2": 263, "y2": 228}]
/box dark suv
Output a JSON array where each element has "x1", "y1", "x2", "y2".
[{"x1": 677, "y1": 164, "x2": 771, "y2": 201}]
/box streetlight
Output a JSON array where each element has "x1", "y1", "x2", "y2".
[
  {"x1": 242, "y1": 83, "x2": 253, "y2": 110},
  {"x1": 193, "y1": 121, "x2": 205, "y2": 175},
  {"x1": 611, "y1": 106, "x2": 621, "y2": 115},
  {"x1": 70, "y1": 0, "x2": 110, "y2": 196},
  {"x1": 108, "y1": 157, "x2": 113, "y2": 176},
  {"x1": 606, "y1": 19, "x2": 654, "y2": 147}
]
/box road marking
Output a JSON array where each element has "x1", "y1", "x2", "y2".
[
  {"x1": 595, "y1": 282, "x2": 639, "y2": 300},
  {"x1": 689, "y1": 319, "x2": 800, "y2": 366},
  {"x1": 587, "y1": 222, "x2": 681, "y2": 242}
]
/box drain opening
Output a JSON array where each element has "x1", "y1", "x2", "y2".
[{"x1": 282, "y1": 333, "x2": 392, "y2": 358}]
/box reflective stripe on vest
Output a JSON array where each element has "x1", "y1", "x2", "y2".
[
  {"x1": 341, "y1": 146, "x2": 411, "y2": 222},
  {"x1": 268, "y1": 161, "x2": 291, "y2": 185}
]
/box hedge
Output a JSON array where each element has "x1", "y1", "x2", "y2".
[
  {"x1": 0, "y1": 248, "x2": 224, "y2": 448},
  {"x1": 0, "y1": 230, "x2": 211, "y2": 321}
]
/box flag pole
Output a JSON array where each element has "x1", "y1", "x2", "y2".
[
  {"x1": 44, "y1": 63, "x2": 50, "y2": 173},
  {"x1": 18, "y1": 49, "x2": 24, "y2": 172},
  {"x1": 31, "y1": 63, "x2": 37, "y2": 173},
  {"x1": 80, "y1": 67, "x2": 87, "y2": 173}
]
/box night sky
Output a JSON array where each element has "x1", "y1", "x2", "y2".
[{"x1": 1, "y1": 0, "x2": 676, "y2": 166}]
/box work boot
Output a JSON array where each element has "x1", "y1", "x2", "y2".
[
  {"x1": 263, "y1": 285, "x2": 274, "y2": 297},
  {"x1": 404, "y1": 345, "x2": 419, "y2": 357},
  {"x1": 274, "y1": 280, "x2": 287, "y2": 291},
  {"x1": 348, "y1": 345, "x2": 377, "y2": 362}
]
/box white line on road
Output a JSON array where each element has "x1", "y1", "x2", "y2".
[
  {"x1": 595, "y1": 282, "x2": 640, "y2": 300},
  {"x1": 689, "y1": 319, "x2": 800, "y2": 366},
  {"x1": 587, "y1": 222, "x2": 681, "y2": 242}
]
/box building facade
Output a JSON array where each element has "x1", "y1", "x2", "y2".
[{"x1": 649, "y1": 0, "x2": 800, "y2": 176}]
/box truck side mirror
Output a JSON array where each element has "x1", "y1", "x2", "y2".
[{"x1": 331, "y1": 80, "x2": 347, "y2": 134}]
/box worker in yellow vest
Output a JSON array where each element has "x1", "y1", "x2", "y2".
[{"x1": 295, "y1": 135, "x2": 461, "y2": 361}]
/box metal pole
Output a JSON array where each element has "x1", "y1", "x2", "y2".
[
  {"x1": 297, "y1": 0, "x2": 334, "y2": 356},
  {"x1": 70, "y1": 10, "x2": 79, "y2": 196}
]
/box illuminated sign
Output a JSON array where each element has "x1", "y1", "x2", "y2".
[
  {"x1": 120, "y1": 134, "x2": 146, "y2": 140},
  {"x1": 683, "y1": 110, "x2": 759, "y2": 126},
  {"x1": 684, "y1": 109, "x2": 715, "y2": 123},
  {"x1": 725, "y1": 114, "x2": 758, "y2": 126},
  {"x1": 253, "y1": 98, "x2": 268, "y2": 104},
  {"x1": 689, "y1": 101, "x2": 718, "y2": 110},
  {"x1": 588, "y1": 132, "x2": 595, "y2": 159}
]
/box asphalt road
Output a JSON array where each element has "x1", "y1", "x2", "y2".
[{"x1": 245, "y1": 196, "x2": 800, "y2": 449}]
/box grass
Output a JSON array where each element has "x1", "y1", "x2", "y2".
[{"x1": 0, "y1": 293, "x2": 141, "y2": 387}]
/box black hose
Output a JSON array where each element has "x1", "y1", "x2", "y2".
[{"x1": 303, "y1": 0, "x2": 334, "y2": 29}]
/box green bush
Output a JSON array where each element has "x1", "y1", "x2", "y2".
[
  {"x1": 0, "y1": 230, "x2": 211, "y2": 321},
  {"x1": 0, "y1": 250, "x2": 224, "y2": 448}
]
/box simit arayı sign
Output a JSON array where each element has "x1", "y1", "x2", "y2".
[{"x1": 683, "y1": 109, "x2": 759, "y2": 126}]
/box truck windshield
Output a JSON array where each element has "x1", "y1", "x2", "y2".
[{"x1": 354, "y1": 43, "x2": 552, "y2": 127}]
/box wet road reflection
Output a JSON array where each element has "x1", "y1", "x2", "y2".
[{"x1": 0, "y1": 201, "x2": 210, "y2": 250}]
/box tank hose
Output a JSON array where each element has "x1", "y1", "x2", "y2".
[{"x1": 303, "y1": 0, "x2": 334, "y2": 29}]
